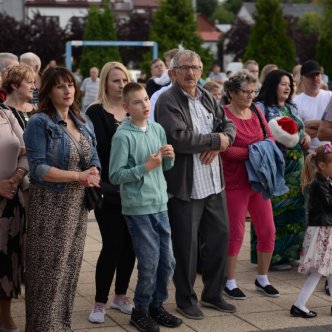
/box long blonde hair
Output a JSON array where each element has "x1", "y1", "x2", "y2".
[
  {"x1": 95, "y1": 61, "x2": 131, "y2": 111},
  {"x1": 302, "y1": 144, "x2": 332, "y2": 189}
]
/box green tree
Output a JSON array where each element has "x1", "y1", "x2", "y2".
[
  {"x1": 79, "y1": 6, "x2": 102, "y2": 78},
  {"x1": 99, "y1": 4, "x2": 120, "y2": 63},
  {"x1": 316, "y1": 0, "x2": 332, "y2": 78},
  {"x1": 149, "y1": 0, "x2": 213, "y2": 75},
  {"x1": 244, "y1": 0, "x2": 295, "y2": 71},
  {"x1": 298, "y1": 12, "x2": 321, "y2": 35},
  {"x1": 80, "y1": 2, "x2": 120, "y2": 78},
  {"x1": 197, "y1": 0, "x2": 218, "y2": 19},
  {"x1": 212, "y1": 5, "x2": 235, "y2": 24}
]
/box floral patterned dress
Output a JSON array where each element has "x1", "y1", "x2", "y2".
[
  {"x1": 251, "y1": 102, "x2": 305, "y2": 265},
  {"x1": 298, "y1": 226, "x2": 332, "y2": 276}
]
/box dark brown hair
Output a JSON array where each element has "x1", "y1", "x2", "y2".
[{"x1": 38, "y1": 66, "x2": 83, "y2": 122}]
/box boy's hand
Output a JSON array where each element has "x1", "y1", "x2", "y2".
[
  {"x1": 145, "y1": 153, "x2": 162, "y2": 171},
  {"x1": 160, "y1": 144, "x2": 175, "y2": 159}
]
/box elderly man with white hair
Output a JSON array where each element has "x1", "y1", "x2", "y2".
[
  {"x1": 20, "y1": 52, "x2": 42, "y2": 106},
  {"x1": 0, "y1": 52, "x2": 19, "y2": 102}
]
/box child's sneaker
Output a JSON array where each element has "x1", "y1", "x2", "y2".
[
  {"x1": 130, "y1": 308, "x2": 159, "y2": 332},
  {"x1": 111, "y1": 296, "x2": 134, "y2": 314},
  {"x1": 88, "y1": 303, "x2": 106, "y2": 323},
  {"x1": 149, "y1": 304, "x2": 182, "y2": 328}
]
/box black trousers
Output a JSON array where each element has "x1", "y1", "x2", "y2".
[
  {"x1": 168, "y1": 192, "x2": 229, "y2": 309},
  {"x1": 94, "y1": 197, "x2": 135, "y2": 304}
]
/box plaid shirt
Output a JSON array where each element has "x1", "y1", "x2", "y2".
[{"x1": 184, "y1": 89, "x2": 222, "y2": 199}]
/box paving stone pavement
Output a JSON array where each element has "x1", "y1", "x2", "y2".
[{"x1": 13, "y1": 216, "x2": 332, "y2": 331}]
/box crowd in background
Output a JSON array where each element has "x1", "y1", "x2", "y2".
[{"x1": 1, "y1": 48, "x2": 332, "y2": 332}]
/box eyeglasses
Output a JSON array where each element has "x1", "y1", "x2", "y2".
[
  {"x1": 174, "y1": 65, "x2": 202, "y2": 72},
  {"x1": 239, "y1": 88, "x2": 258, "y2": 97}
]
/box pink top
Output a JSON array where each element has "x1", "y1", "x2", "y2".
[
  {"x1": 221, "y1": 104, "x2": 274, "y2": 189},
  {"x1": 0, "y1": 108, "x2": 28, "y2": 180}
]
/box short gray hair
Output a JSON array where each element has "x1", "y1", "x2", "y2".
[
  {"x1": 20, "y1": 52, "x2": 41, "y2": 72},
  {"x1": 172, "y1": 50, "x2": 201, "y2": 68},
  {"x1": 224, "y1": 69, "x2": 257, "y2": 99},
  {"x1": 0, "y1": 52, "x2": 18, "y2": 72}
]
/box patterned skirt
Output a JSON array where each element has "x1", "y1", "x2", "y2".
[
  {"x1": 25, "y1": 183, "x2": 87, "y2": 332},
  {"x1": 0, "y1": 193, "x2": 25, "y2": 300}
]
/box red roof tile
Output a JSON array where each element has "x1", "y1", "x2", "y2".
[{"x1": 196, "y1": 13, "x2": 222, "y2": 42}]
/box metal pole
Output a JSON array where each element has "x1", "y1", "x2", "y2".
[{"x1": 65, "y1": 41, "x2": 72, "y2": 71}]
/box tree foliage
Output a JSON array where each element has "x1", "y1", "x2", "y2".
[
  {"x1": 117, "y1": 13, "x2": 152, "y2": 67},
  {"x1": 80, "y1": 3, "x2": 120, "y2": 78},
  {"x1": 212, "y1": 6, "x2": 235, "y2": 24},
  {"x1": 316, "y1": 0, "x2": 332, "y2": 78},
  {"x1": 197, "y1": 0, "x2": 218, "y2": 19},
  {"x1": 29, "y1": 13, "x2": 67, "y2": 67},
  {"x1": 221, "y1": 18, "x2": 251, "y2": 61},
  {"x1": 65, "y1": 16, "x2": 86, "y2": 70},
  {"x1": 149, "y1": 0, "x2": 213, "y2": 75},
  {"x1": 286, "y1": 15, "x2": 319, "y2": 64},
  {"x1": 0, "y1": 12, "x2": 65, "y2": 68},
  {"x1": 244, "y1": 0, "x2": 295, "y2": 71}
]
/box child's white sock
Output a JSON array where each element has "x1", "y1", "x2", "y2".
[{"x1": 294, "y1": 271, "x2": 321, "y2": 313}]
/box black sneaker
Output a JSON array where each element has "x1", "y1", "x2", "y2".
[
  {"x1": 149, "y1": 305, "x2": 182, "y2": 328},
  {"x1": 130, "y1": 308, "x2": 160, "y2": 332},
  {"x1": 255, "y1": 279, "x2": 279, "y2": 298},
  {"x1": 325, "y1": 279, "x2": 330, "y2": 296},
  {"x1": 224, "y1": 286, "x2": 247, "y2": 300}
]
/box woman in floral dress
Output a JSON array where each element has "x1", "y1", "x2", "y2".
[{"x1": 252, "y1": 69, "x2": 311, "y2": 270}]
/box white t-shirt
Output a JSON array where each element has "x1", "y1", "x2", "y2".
[{"x1": 294, "y1": 89, "x2": 332, "y2": 151}]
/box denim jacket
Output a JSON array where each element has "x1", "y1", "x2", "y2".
[
  {"x1": 245, "y1": 139, "x2": 288, "y2": 199},
  {"x1": 24, "y1": 110, "x2": 100, "y2": 191}
]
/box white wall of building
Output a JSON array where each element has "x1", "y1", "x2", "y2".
[
  {"x1": 26, "y1": 7, "x2": 88, "y2": 28},
  {"x1": 0, "y1": 0, "x2": 24, "y2": 21}
]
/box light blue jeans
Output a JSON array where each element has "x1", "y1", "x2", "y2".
[{"x1": 125, "y1": 211, "x2": 175, "y2": 311}]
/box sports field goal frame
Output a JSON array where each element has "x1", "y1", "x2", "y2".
[{"x1": 65, "y1": 40, "x2": 158, "y2": 70}]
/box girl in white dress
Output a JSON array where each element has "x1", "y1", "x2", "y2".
[{"x1": 291, "y1": 143, "x2": 332, "y2": 318}]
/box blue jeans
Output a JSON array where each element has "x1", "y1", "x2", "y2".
[{"x1": 125, "y1": 211, "x2": 175, "y2": 311}]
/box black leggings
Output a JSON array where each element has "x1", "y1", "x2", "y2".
[{"x1": 94, "y1": 197, "x2": 135, "y2": 304}]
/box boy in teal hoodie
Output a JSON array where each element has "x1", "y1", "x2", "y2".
[{"x1": 109, "y1": 82, "x2": 182, "y2": 332}]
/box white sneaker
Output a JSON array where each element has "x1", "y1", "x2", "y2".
[
  {"x1": 111, "y1": 296, "x2": 134, "y2": 314},
  {"x1": 88, "y1": 303, "x2": 106, "y2": 323}
]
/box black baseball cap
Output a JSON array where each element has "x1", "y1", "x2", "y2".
[{"x1": 301, "y1": 60, "x2": 321, "y2": 76}]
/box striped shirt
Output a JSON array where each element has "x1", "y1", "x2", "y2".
[
  {"x1": 184, "y1": 89, "x2": 222, "y2": 199},
  {"x1": 80, "y1": 77, "x2": 100, "y2": 110}
]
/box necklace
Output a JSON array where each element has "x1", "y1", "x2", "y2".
[{"x1": 14, "y1": 109, "x2": 29, "y2": 129}]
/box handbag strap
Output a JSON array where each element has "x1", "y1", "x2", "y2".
[
  {"x1": 60, "y1": 122, "x2": 87, "y2": 170},
  {"x1": 251, "y1": 103, "x2": 267, "y2": 138}
]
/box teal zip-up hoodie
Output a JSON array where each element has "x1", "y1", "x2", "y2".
[{"x1": 109, "y1": 118, "x2": 174, "y2": 215}]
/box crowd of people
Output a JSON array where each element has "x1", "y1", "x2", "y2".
[{"x1": 1, "y1": 48, "x2": 332, "y2": 332}]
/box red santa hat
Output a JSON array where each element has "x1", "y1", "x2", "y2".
[{"x1": 268, "y1": 116, "x2": 300, "y2": 148}]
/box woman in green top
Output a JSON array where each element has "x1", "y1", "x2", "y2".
[{"x1": 252, "y1": 69, "x2": 311, "y2": 270}]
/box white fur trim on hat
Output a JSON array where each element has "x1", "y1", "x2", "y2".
[{"x1": 269, "y1": 117, "x2": 300, "y2": 148}]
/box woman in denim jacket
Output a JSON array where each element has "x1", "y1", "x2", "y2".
[
  {"x1": 252, "y1": 69, "x2": 311, "y2": 271},
  {"x1": 23, "y1": 67, "x2": 101, "y2": 332}
]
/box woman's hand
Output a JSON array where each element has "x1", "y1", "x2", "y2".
[
  {"x1": 77, "y1": 167, "x2": 100, "y2": 188},
  {"x1": 300, "y1": 133, "x2": 311, "y2": 151},
  {"x1": 0, "y1": 179, "x2": 18, "y2": 200}
]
